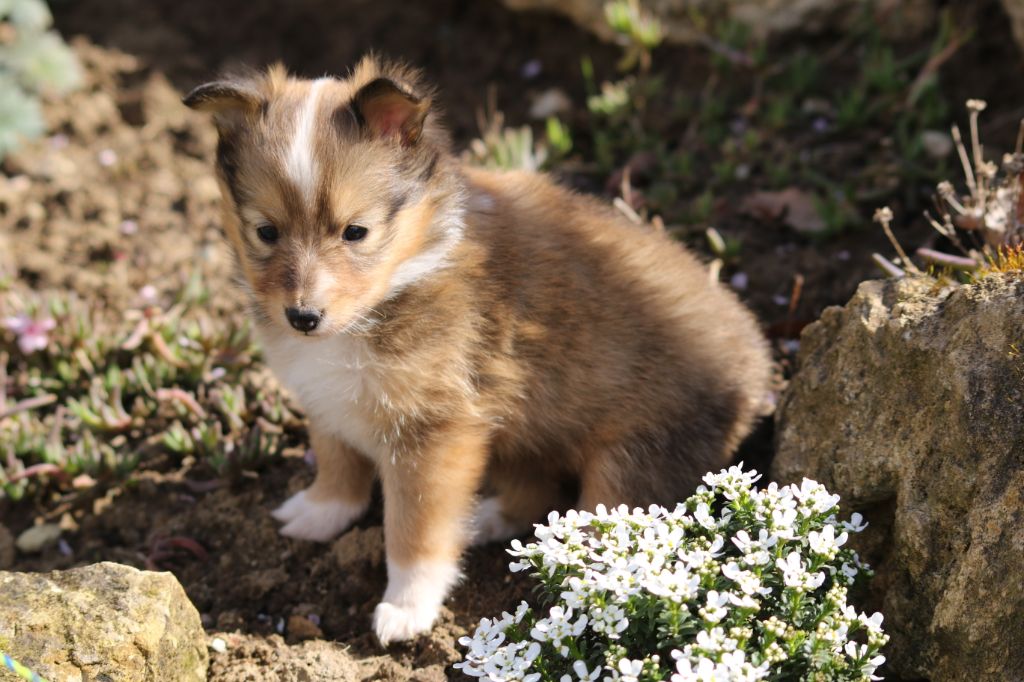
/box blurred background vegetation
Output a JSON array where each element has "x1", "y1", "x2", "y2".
[{"x1": 1, "y1": 0, "x2": 1022, "y2": 564}]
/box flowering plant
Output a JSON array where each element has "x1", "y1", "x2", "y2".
[{"x1": 456, "y1": 466, "x2": 887, "y2": 681}]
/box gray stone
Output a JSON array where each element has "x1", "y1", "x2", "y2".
[
  {"x1": 1003, "y1": 0, "x2": 1024, "y2": 54},
  {"x1": 14, "y1": 523, "x2": 61, "y2": 554},
  {"x1": 0, "y1": 562, "x2": 208, "y2": 681},
  {"x1": 773, "y1": 274, "x2": 1024, "y2": 681}
]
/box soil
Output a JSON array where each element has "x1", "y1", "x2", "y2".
[{"x1": 2, "y1": 0, "x2": 1024, "y2": 679}]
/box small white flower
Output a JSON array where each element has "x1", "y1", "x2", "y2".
[
  {"x1": 699, "y1": 590, "x2": 731, "y2": 623},
  {"x1": 859, "y1": 611, "x2": 885, "y2": 632},
  {"x1": 775, "y1": 552, "x2": 824, "y2": 591},
  {"x1": 616, "y1": 658, "x2": 644, "y2": 682},
  {"x1": 572, "y1": 660, "x2": 601, "y2": 682},
  {"x1": 843, "y1": 512, "x2": 868, "y2": 533},
  {"x1": 694, "y1": 502, "x2": 717, "y2": 530},
  {"x1": 807, "y1": 524, "x2": 848, "y2": 557}
]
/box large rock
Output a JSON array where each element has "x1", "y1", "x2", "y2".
[
  {"x1": 500, "y1": 0, "x2": 936, "y2": 44},
  {"x1": 773, "y1": 275, "x2": 1024, "y2": 681},
  {"x1": 1003, "y1": 0, "x2": 1024, "y2": 52},
  {"x1": 0, "y1": 562, "x2": 208, "y2": 681}
]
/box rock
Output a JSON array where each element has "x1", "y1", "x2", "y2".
[
  {"x1": 773, "y1": 274, "x2": 1024, "y2": 681},
  {"x1": 0, "y1": 524, "x2": 13, "y2": 569},
  {"x1": 1003, "y1": 0, "x2": 1024, "y2": 54},
  {"x1": 499, "y1": 0, "x2": 935, "y2": 45},
  {"x1": 14, "y1": 523, "x2": 62, "y2": 554},
  {"x1": 286, "y1": 614, "x2": 324, "y2": 642},
  {"x1": 0, "y1": 562, "x2": 208, "y2": 681}
]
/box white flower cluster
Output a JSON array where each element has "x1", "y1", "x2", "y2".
[{"x1": 456, "y1": 466, "x2": 888, "y2": 682}]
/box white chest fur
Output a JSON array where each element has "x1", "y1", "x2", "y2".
[{"x1": 258, "y1": 330, "x2": 383, "y2": 458}]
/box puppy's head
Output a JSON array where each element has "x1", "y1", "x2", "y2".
[{"x1": 185, "y1": 57, "x2": 463, "y2": 337}]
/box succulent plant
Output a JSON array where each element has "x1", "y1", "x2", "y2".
[
  {"x1": 0, "y1": 281, "x2": 302, "y2": 501},
  {"x1": 0, "y1": 0, "x2": 81, "y2": 158}
]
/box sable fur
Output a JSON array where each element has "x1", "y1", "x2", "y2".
[{"x1": 185, "y1": 56, "x2": 773, "y2": 644}]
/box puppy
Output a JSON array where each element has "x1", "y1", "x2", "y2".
[{"x1": 184, "y1": 56, "x2": 772, "y2": 644}]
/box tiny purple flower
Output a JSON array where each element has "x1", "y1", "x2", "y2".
[
  {"x1": 3, "y1": 313, "x2": 56, "y2": 354},
  {"x1": 521, "y1": 59, "x2": 542, "y2": 80}
]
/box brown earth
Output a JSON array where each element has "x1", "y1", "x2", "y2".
[{"x1": 3, "y1": 0, "x2": 1024, "y2": 679}]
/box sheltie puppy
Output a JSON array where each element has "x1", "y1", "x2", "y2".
[{"x1": 184, "y1": 57, "x2": 772, "y2": 644}]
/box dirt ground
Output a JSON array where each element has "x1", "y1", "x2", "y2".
[{"x1": 3, "y1": 0, "x2": 1024, "y2": 679}]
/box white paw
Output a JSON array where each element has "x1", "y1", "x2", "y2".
[
  {"x1": 271, "y1": 490, "x2": 366, "y2": 542},
  {"x1": 470, "y1": 496, "x2": 530, "y2": 546},
  {"x1": 373, "y1": 559, "x2": 461, "y2": 644},
  {"x1": 373, "y1": 600, "x2": 439, "y2": 645}
]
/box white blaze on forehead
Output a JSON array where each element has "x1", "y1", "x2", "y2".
[{"x1": 286, "y1": 78, "x2": 330, "y2": 204}]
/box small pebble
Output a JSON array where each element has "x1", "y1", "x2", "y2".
[
  {"x1": 119, "y1": 219, "x2": 138, "y2": 235},
  {"x1": 287, "y1": 614, "x2": 323, "y2": 641},
  {"x1": 729, "y1": 272, "x2": 749, "y2": 291},
  {"x1": 921, "y1": 130, "x2": 954, "y2": 160},
  {"x1": 139, "y1": 285, "x2": 158, "y2": 303},
  {"x1": 210, "y1": 637, "x2": 227, "y2": 654},
  {"x1": 72, "y1": 473, "x2": 97, "y2": 489},
  {"x1": 772, "y1": 294, "x2": 790, "y2": 306},
  {"x1": 98, "y1": 149, "x2": 118, "y2": 167},
  {"x1": 57, "y1": 538, "x2": 73, "y2": 556},
  {"x1": 802, "y1": 97, "x2": 832, "y2": 115},
  {"x1": 15, "y1": 523, "x2": 62, "y2": 554},
  {"x1": 528, "y1": 88, "x2": 571, "y2": 120}
]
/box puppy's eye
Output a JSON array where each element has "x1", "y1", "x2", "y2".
[
  {"x1": 256, "y1": 224, "x2": 279, "y2": 244},
  {"x1": 342, "y1": 224, "x2": 368, "y2": 242}
]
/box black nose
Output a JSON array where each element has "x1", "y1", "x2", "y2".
[{"x1": 285, "y1": 307, "x2": 322, "y2": 333}]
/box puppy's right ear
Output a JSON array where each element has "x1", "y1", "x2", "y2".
[{"x1": 183, "y1": 80, "x2": 261, "y2": 114}]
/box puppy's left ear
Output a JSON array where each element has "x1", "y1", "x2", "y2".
[{"x1": 351, "y1": 78, "x2": 430, "y2": 147}]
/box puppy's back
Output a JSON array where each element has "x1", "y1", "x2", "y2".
[{"x1": 464, "y1": 168, "x2": 772, "y2": 505}]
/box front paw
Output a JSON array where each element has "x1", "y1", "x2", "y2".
[
  {"x1": 271, "y1": 490, "x2": 367, "y2": 542},
  {"x1": 373, "y1": 559, "x2": 461, "y2": 644},
  {"x1": 373, "y1": 601, "x2": 439, "y2": 645}
]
